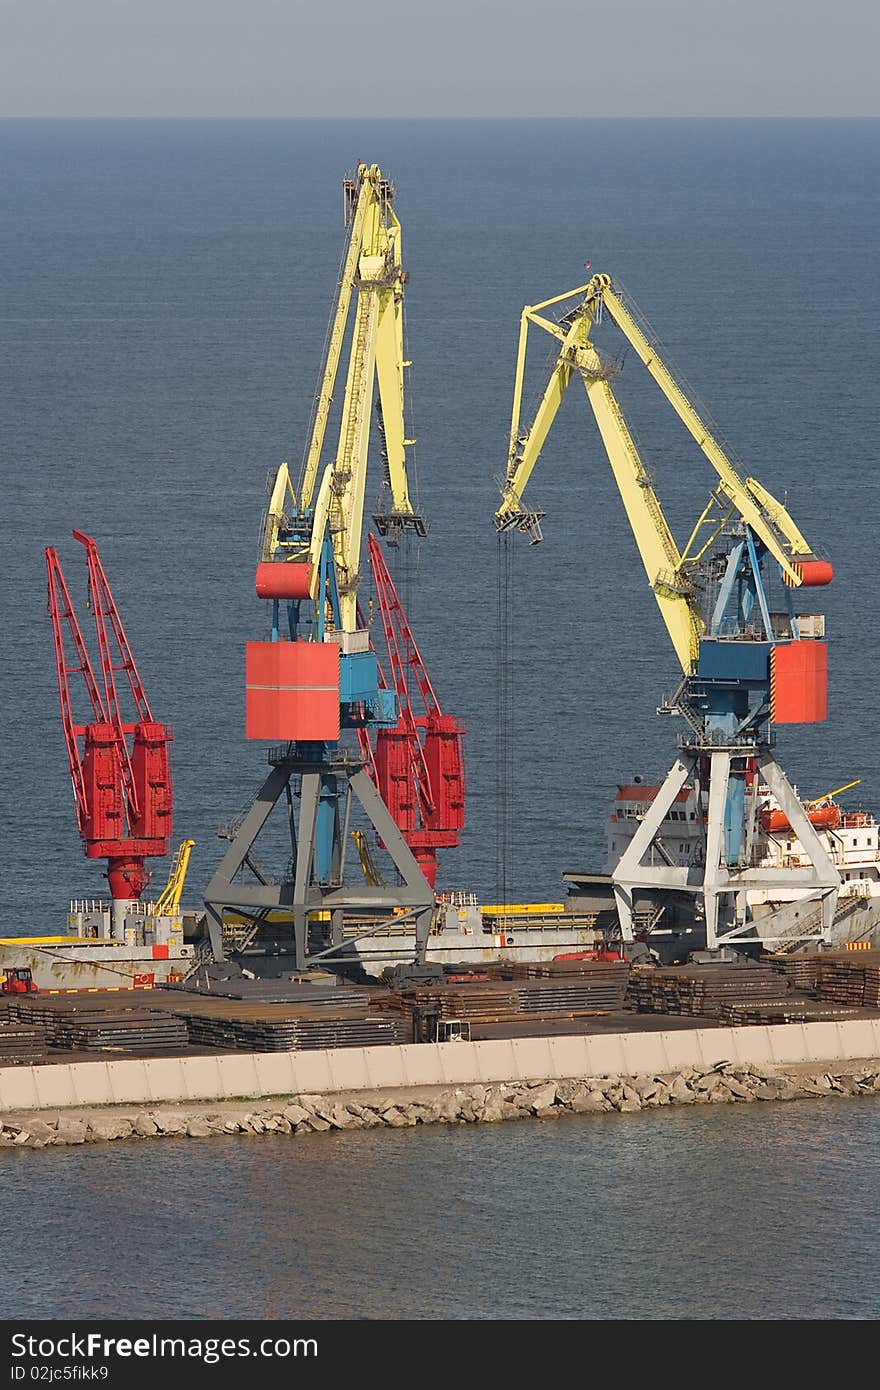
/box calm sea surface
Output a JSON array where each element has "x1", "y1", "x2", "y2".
[
  {"x1": 1, "y1": 118, "x2": 878, "y2": 1319},
  {"x1": 2, "y1": 1100, "x2": 879, "y2": 1320}
]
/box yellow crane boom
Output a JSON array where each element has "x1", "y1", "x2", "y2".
[
  {"x1": 153, "y1": 839, "x2": 195, "y2": 917},
  {"x1": 261, "y1": 163, "x2": 424, "y2": 632},
  {"x1": 806, "y1": 779, "x2": 861, "y2": 808},
  {"x1": 496, "y1": 273, "x2": 824, "y2": 674},
  {"x1": 351, "y1": 829, "x2": 386, "y2": 886}
]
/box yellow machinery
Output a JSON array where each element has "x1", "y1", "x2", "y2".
[
  {"x1": 260, "y1": 162, "x2": 425, "y2": 633},
  {"x1": 152, "y1": 839, "x2": 195, "y2": 917},
  {"x1": 495, "y1": 272, "x2": 839, "y2": 952},
  {"x1": 806, "y1": 779, "x2": 861, "y2": 809},
  {"x1": 495, "y1": 273, "x2": 824, "y2": 675},
  {"x1": 480, "y1": 902, "x2": 565, "y2": 916},
  {"x1": 204, "y1": 163, "x2": 437, "y2": 975},
  {"x1": 351, "y1": 830, "x2": 386, "y2": 887}
]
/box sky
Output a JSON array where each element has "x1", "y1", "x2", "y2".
[{"x1": 0, "y1": 0, "x2": 878, "y2": 118}]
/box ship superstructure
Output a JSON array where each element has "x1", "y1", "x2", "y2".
[{"x1": 604, "y1": 779, "x2": 880, "y2": 950}]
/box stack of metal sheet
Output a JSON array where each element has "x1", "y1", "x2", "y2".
[
  {"x1": 766, "y1": 954, "x2": 823, "y2": 993},
  {"x1": 516, "y1": 975, "x2": 629, "y2": 1011},
  {"x1": 50, "y1": 1012, "x2": 189, "y2": 1053},
  {"x1": 0, "y1": 1022, "x2": 47, "y2": 1065},
  {"x1": 11, "y1": 988, "x2": 407, "y2": 1053},
  {"x1": 866, "y1": 961, "x2": 880, "y2": 1008},
  {"x1": 392, "y1": 968, "x2": 630, "y2": 1030},
  {"x1": 717, "y1": 998, "x2": 870, "y2": 1026},
  {"x1": 816, "y1": 953, "x2": 880, "y2": 1007},
  {"x1": 10, "y1": 994, "x2": 158, "y2": 1045},
  {"x1": 483, "y1": 960, "x2": 630, "y2": 982},
  {"x1": 162, "y1": 979, "x2": 373, "y2": 1006},
  {"x1": 402, "y1": 983, "x2": 520, "y2": 1021},
  {"x1": 467, "y1": 1012, "x2": 724, "y2": 1041},
  {"x1": 627, "y1": 963, "x2": 793, "y2": 1017},
  {"x1": 175, "y1": 998, "x2": 408, "y2": 1051}
]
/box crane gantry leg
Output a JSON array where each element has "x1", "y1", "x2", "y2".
[
  {"x1": 613, "y1": 748, "x2": 839, "y2": 952},
  {"x1": 203, "y1": 746, "x2": 435, "y2": 969}
]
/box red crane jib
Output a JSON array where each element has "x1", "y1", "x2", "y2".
[
  {"x1": 45, "y1": 535, "x2": 172, "y2": 901},
  {"x1": 365, "y1": 534, "x2": 466, "y2": 888}
]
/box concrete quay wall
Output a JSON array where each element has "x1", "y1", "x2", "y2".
[{"x1": 3, "y1": 1017, "x2": 880, "y2": 1114}]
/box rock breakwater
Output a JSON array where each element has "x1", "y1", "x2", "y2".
[{"x1": 2, "y1": 1059, "x2": 879, "y2": 1149}]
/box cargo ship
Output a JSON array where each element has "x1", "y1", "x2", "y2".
[
  {"x1": 9, "y1": 770, "x2": 876, "y2": 992},
  {"x1": 0, "y1": 898, "x2": 200, "y2": 993},
  {"x1": 211, "y1": 892, "x2": 613, "y2": 981},
  {"x1": 598, "y1": 777, "x2": 880, "y2": 956},
  {"x1": 0, "y1": 883, "x2": 610, "y2": 992}
]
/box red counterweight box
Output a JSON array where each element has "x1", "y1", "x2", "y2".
[
  {"x1": 245, "y1": 641, "x2": 340, "y2": 741},
  {"x1": 770, "y1": 641, "x2": 828, "y2": 724}
]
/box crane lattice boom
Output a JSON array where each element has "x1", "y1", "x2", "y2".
[
  {"x1": 496, "y1": 273, "x2": 831, "y2": 676},
  {"x1": 259, "y1": 161, "x2": 425, "y2": 634},
  {"x1": 45, "y1": 534, "x2": 173, "y2": 904},
  {"x1": 358, "y1": 534, "x2": 465, "y2": 887}
]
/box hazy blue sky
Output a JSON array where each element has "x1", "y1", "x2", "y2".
[{"x1": 1, "y1": 0, "x2": 877, "y2": 117}]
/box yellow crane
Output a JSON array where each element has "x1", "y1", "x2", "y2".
[
  {"x1": 260, "y1": 162, "x2": 425, "y2": 634},
  {"x1": 153, "y1": 839, "x2": 195, "y2": 917},
  {"x1": 495, "y1": 273, "x2": 826, "y2": 675},
  {"x1": 494, "y1": 272, "x2": 838, "y2": 953},
  {"x1": 351, "y1": 829, "x2": 386, "y2": 886},
  {"x1": 806, "y1": 779, "x2": 861, "y2": 808},
  {"x1": 204, "y1": 163, "x2": 437, "y2": 974}
]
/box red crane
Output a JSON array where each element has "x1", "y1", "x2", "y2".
[
  {"x1": 45, "y1": 531, "x2": 173, "y2": 916},
  {"x1": 357, "y1": 533, "x2": 465, "y2": 888}
]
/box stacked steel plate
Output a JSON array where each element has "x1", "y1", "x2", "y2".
[
  {"x1": 163, "y1": 979, "x2": 372, "y2": 1006},
  {"x1": 816, "y1": 953, "x2": 880, "y2": 1008},
  {"x1": 398, "y1": 983, "x2": 520, "y2": 1022},
  {"x1": 10, "y1": 994, "x2": 161, "y2": 1046},
  {"x1": 0, "y1": 1022, "x2": 47, "y2": 1064},
  {"x1": 864, "y1": 961, "x2": 880, "y2": 1008},
  {"x1": 482, "y1": 960, "x2": 629, "y2": 981},
  {"x1": 517, "y1": 975, "x2": 629, "y2": 1012},
  {"x1": 5, "y1": 988, "x2": 406, "y2": 1054},
  {"x1": 387, "y1": 966, "x2": 631, "y2": 1040},
  {"x1": 49, "y1": 1012, "x2": 190, "y2": 1053},
  {"x1": 716, "y1": 998, "x2": 868, "y2": 1026},
  {"x1": 167, "y1": 996, "x2": 408, "y2": 1051},
  {"x1": 627, "y1": 963, "x2": 793, "y2": 1018},
  {"x1": 766, "y1": 954, "x2": 823, "y2": 993}
]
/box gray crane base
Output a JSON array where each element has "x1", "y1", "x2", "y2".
[
  {"x1": 612, "y1": 747, "x2": 840, "y2": 953},
  {"x1": 203, "y1": 753, "x2": 434, "y2": 972}
]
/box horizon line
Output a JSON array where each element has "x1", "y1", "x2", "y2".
[{"x1": 0, "y1": 113, "x2": 878, "y2": 121}]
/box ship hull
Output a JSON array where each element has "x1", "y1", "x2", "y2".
[{"x1": 0, "y1": 937, "x2": 196, "y2": 992}]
